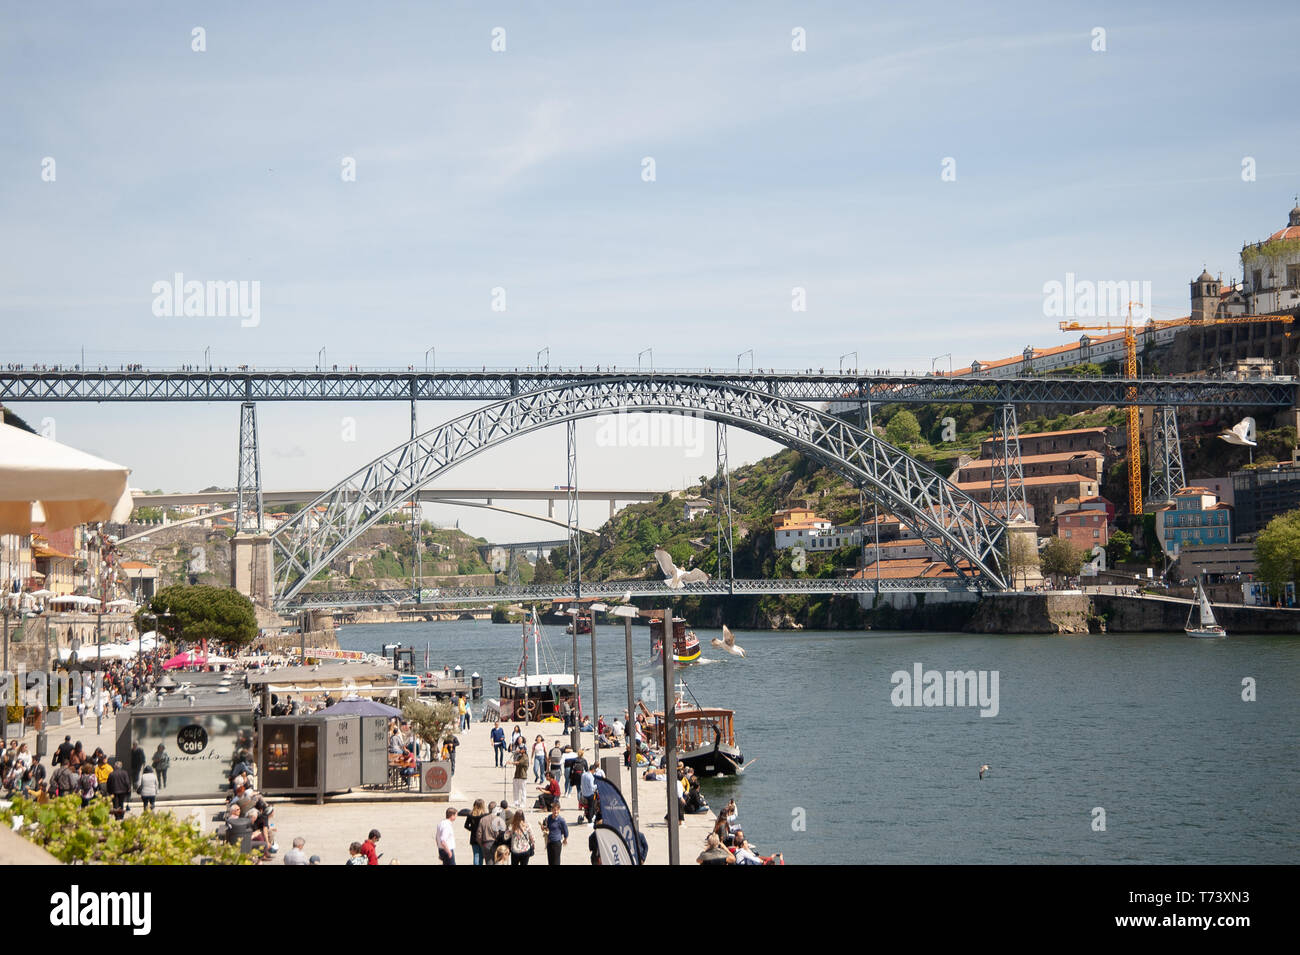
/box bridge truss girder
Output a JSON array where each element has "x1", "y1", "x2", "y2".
[
  {"x1": 282, "y1": 576, "x2": 982, "y2": 610},
  {"x1": 2, "y1": 368, "x2": 1291, "y2": 408},
  {"x1": 268, "y1": 377, "x2": 1010, "y2": 608}
]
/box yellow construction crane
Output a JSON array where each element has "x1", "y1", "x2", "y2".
[{"x1": 1058, "y1": 309, "x2": 1294, "y2": 515}]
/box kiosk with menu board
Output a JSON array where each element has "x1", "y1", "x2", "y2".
[
  {"x1": 116, "y1": 693, "x2": 257, "y2": 800},
  {"x1": 258, "y1": 714, "x2": 361, "y2": 803}
]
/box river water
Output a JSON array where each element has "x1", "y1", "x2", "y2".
[{"x1": 337, "y1": 620, "x2": 1299, "y2": 865}]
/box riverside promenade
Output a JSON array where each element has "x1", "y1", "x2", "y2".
[
  {"x1": 11, "y1": 713, "x2": 719, "y2": 865},
  {"x1": 197, "y1": 719, "x2": 720, "y2": 865}
]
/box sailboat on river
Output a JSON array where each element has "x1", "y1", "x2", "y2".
[{"x1": 1185, "y1": 577, "x2": 1227, "y2": 639}]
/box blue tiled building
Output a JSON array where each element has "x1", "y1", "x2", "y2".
[{"x1": 1155, "y1": 487, "x2": 1233, "y2": 556}]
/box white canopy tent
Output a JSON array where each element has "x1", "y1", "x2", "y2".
[
  {"x1": 57, "y1": 632, "x2": 158, "y2": 662},
  {"x1": 48, "y1": 594, "x2": 104, "y2": 609},
  {"x1": 0, "y1": 421, "x2": 133, "y2": 534}
]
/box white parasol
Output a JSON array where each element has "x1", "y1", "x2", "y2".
[
  {"x1": 48, "y1": 594, "x2": 104, "y2": 608},
  {"x1": 0, "y1": 421, "x2": 133, "y2": 534}
]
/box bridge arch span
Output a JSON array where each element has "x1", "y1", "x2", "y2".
[{"x1": 270, "y1": 378, "x2": 1007, "y2": 605}]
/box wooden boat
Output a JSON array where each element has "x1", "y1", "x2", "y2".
[
  {"x1": 565, "y1": 612, "x2": 593, "y2": 635},
  {"x1": 486, "y1": 607, "x2": 580, "y2": 722},
  {"x1": 650, "y1": 614, "x2": 701, "y2": 665},
  {"x1": 1185, "y1": 577, "x2": 1227, "y2": 638},
  {"x1": 640, "y1": 683, "x2": 743, "y2": 777}
]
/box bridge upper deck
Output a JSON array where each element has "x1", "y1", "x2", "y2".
[{"x1": 0, "y1": 367, "x2": 1292, "y2": 407}]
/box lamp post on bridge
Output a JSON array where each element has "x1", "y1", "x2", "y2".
[
  {"x1": 537, "y1": 347, "x2": 549, "y2": 371},
  {"x1": 317, "y1": 347, "x2": 327, "y2": 371},
  {"x1": 839, "y1": 352, "x2": 858, "y2": 374},
  {"x1": 425, "y1": 347, "x2": 435, "y2": 372},
  {"x1": 637, "y1": 349, "x2": 653, "y2": 373},
  {"x1": 737, "y1": 350, "x2": 753, "y2": 373}
]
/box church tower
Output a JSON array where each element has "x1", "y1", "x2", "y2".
[{"x1": 1190, "y1": 267, "x2": 1219, "y2": 322}]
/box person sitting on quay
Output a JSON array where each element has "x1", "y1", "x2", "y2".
[
  {"x1": 730, "y1": 830, "x2": 782, "y2": 865},
  {"x1": 246, "y1": 807, "x2": 277, "y2": 853},
  {"x1": 696, "y1": 833, "x2": 735, "y2": 865},
  {"x1": 537, "y1": 771, "x2": 560, "y2": 812},
  {"x1": 395, "y1": 747, "x2": 417, "y2": 784},
  {"x1": 224, "y1": 804, "x2": 253, "y2": 847}
]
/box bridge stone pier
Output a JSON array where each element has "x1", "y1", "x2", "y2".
[{"x1": 231, "y1": 534, "x2": 275, "y2": 607}]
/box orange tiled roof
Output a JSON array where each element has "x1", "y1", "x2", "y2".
[
  {"x1": 954, "y1": 474, "x2": 1097, "y2": 490},
  {"x1": 33, "y1": 544, "x2": 76, "y2": 561},
  {"x1": 960, "y1": 450, "x2": 1103, "y2": 467},
  {"x1": 853, "y1": 557, "x2": 974, "y2": 579},
  {"x1": 985, "y1": 427, "x2": 1109, "y2": 440}
]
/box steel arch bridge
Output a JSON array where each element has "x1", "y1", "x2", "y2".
[{"x1": 269, "y1": 377, "x2": 1009, "y2": 608}]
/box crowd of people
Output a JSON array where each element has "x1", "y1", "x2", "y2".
[{"x1": 2, "y1": 733, "x2": 167, "y2": 820}]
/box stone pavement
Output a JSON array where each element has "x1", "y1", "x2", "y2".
[{"x1": 10, "y1": 710, "x2": 720, "y2": 865}]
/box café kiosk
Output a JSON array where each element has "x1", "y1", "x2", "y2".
[{"x1": 258, "y1": 713, "x2": 371, "y2": 804}]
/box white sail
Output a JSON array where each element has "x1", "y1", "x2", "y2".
[{"x1": 1197, "y1": 580, "x2": 1218, "y2": 628}]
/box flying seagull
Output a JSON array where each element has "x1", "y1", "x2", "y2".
[
  {"x1": 979, "y1": 764, "x2": 990, "y2": 780},
  {"x1": 654, "y1": 547, "x2": 709, "y2": 589},
  {"x1": 711, "y1": 624, "x2": 746, "y2": 658},
  {"x1": 1219, "y1": 416, "x2": 1256, "y2": 447}
]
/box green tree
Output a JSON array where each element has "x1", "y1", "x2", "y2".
[
  {"x1": 1, "y1": 794, "x2": 251, "y2": 864},
  {"x1": 1105, "y1": 529, "x2": 1133, "y2": 565},
  {"x1": 885, "y1": 410, "x2": 922, "y2": 447},
  {"x1": 1255, "y1": 510, "x2": 1300, "y2": 594},
  {"x1": 531, "y1": 553, "x2": 561, "y2": 584},
  {"x1": 401, "y1": 696, "x2": 458, "y2": 753},
  {"x1": 1040, "y1": 536, "x2": 1084, "y2": 585},
  {"x1": 1000, "y1": 532, "x2": 1040, "y2": 589},
  {"x1": 137, "y1": 585, "x2": 258, "y2": 648}
]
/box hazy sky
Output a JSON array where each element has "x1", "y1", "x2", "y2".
[{"x1": 2, "y1": 2, "x2": 1298, "y2": 542}]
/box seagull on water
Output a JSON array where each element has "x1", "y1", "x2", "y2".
[
  {"x1": 654, "y1": 547, "x2": 709, "y2": 589},
  {"x1": 979, "y1": 764, "x2": 990, "y2": 780},
  {"x1": 710, "y1": 624, "x2": 746, "y2": 658}
]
